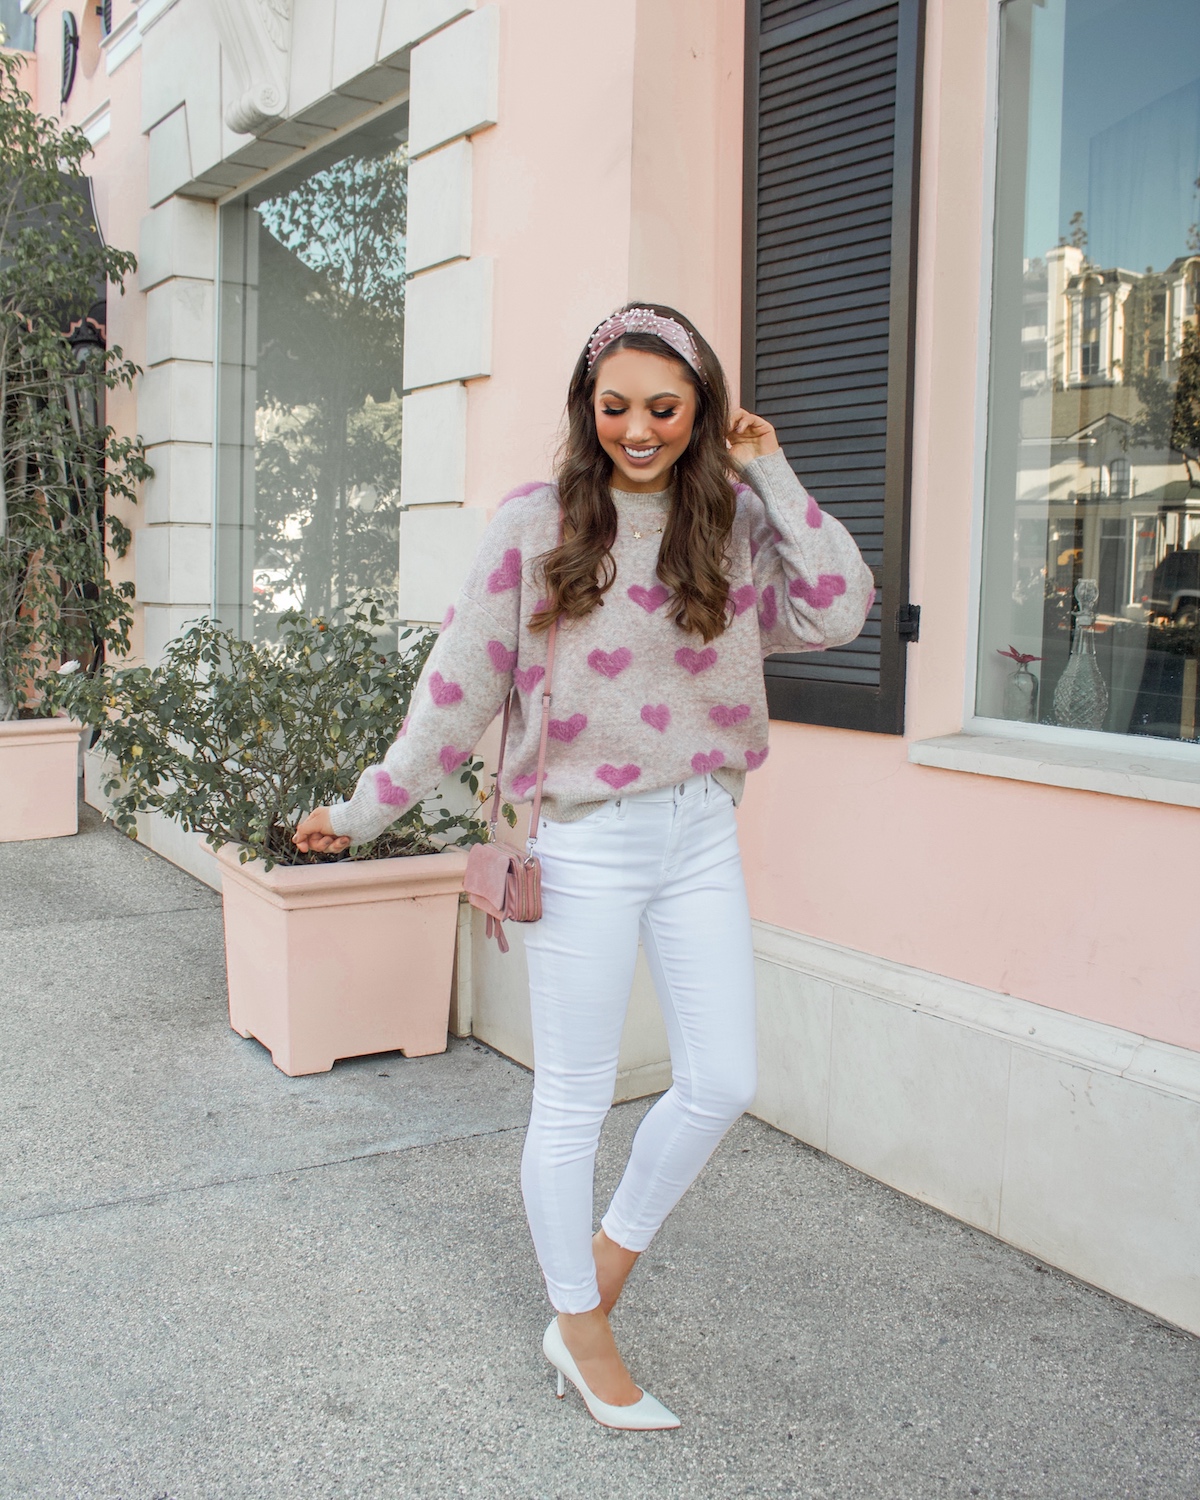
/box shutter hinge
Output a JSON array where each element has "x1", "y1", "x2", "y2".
[{"x1": 896, "y1": 602, "x2": 921, "y2": 642}]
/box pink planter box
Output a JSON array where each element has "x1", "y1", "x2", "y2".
[
  {"x1": 0, "y1": 717, "x2": 84, "y2": 842},
  {"x1": 217, "y1": 843, "x2": 470, "y2": 1076}
]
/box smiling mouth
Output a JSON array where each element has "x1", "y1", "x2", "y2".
[{"x1": 621, "y1": 444, "x2": 663, "y2": 461}]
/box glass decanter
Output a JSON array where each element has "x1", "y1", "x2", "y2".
[{"x1": 1053, "y1": 579, "x2": 1108, "y2": 730}]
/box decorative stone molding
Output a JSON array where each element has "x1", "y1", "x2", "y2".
[{"x1": 209, "y1": 0, "x2": 293, "y2": 135}]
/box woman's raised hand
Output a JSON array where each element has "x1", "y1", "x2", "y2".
[
  {"x1": 727, "y1": 407, "x2": 781, "y2": 465},
  {"x1": 293, "y1": 806, "x2": 352, "y2": 855}
]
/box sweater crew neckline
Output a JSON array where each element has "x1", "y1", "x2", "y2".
[{"x1": 610, "y1": 484, "x2": 671, "y2": 513}]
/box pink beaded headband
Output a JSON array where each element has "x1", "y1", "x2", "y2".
[{"x1": 585, "y1": 307, "x2": 704, "y2": 379}]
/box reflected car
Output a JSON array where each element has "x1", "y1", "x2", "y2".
[{"x1": 1144, "y1": 548, "x2": 1200, "y2": 628}]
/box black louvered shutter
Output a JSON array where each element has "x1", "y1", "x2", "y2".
[{"x1": 743, "y1": 0, "x2": 924, "y2": 734}]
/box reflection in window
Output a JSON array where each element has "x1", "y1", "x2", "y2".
[
  {"x1": 979, "y1": 1, "x2": 1200, "y2": 743},
  {"x1": 215, "y1": 107, "x2": 408, "y2": 641}
]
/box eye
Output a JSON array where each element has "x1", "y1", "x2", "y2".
[
  {"x1": 651, "y1": 408, "x2": 677, "y2": 421},
  {"x1": 601, "y1": 406, "x2": 627, "y2": 417}
]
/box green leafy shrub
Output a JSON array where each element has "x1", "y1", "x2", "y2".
[
  {"x1": 56, "y1": 605, "x2": 495, "y2": 869},
  {"x1": 0, "y1": 51, "x2": 150, "y2": 719}
]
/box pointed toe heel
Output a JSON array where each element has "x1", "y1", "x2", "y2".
[{"x1": 542, "y1": 1317, "x2": 680, "y2": 1431}]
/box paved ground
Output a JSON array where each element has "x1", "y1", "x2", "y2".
[{"x1": 2, "y1": 806, "x2": 1198, "y2": 1500}]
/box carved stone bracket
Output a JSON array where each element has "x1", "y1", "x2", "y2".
[{"x1": 209, "y1": 0, "x2": 293, "y2": 135}]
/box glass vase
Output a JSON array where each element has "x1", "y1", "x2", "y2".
[
  {"x1": 1053, "y1": 580, "x2": 1109, "y2": 731},
  {"x1": 1003, "y1": 663, "x2": 1039, "y2": 722}
]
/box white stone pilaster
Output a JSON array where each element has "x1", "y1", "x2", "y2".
[
  {"x1": 403, "y1": 256, "x2": 493, "y2": 389},
  {"x1": 406, "y1": 137, "x2": 472, "y2": 273},
  {"x1": 401, "y1": 382, "x2": 469, "y2": 506},
  {"x1": 135, "y1": 198, "x2": 219, "y2": 663},
  {"x1": 397, "y1": 506, "x2": 487, "y2": 623}
]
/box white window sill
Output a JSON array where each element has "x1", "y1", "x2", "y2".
[{"x1": 909, "y1": 733, "x2": 1200, "y2": 810}]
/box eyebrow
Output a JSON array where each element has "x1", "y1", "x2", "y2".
[{"x1": 599, "y1": 390, "x2": 683, "y2": 401}]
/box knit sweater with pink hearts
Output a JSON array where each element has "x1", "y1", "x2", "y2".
[{"x1": 329, "y1": 448, "x2": 874, "y2": 843}]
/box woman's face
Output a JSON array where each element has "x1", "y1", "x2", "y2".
[{"x1": 592, "y1": 346, "x2": 698, "y2": 493}]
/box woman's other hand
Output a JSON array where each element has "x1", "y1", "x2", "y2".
[
  {"x1": 727, "y1": 407, "x2": 781, "y2": 465},
  {"x1": 293, "y1": 806, "x2": 351, "y2": 855}
]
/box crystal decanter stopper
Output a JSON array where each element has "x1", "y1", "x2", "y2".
[{"x1": 1053, "y1": 579, "x2": 1109, "y2": 730}]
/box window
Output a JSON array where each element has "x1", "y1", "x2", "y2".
[
  {"x1": 215, "y1": 107, "x2": 408, "y2": 642},
  {"x1": 978, "y1": 0, "x2": 1200, "y2": 744},
  {"x1": 743, "y1": 0, "x2": 925, "y2": 734},
  {"x1": 0, "y1": 0, "x2": 35, "y2": 51}
]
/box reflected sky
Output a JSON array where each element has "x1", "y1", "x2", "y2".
[{"x1": 1024, "y1": 0, "x2": 1200, "y2": 271}]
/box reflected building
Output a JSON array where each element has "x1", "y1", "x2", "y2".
[{"x1": 990, "y1": 243, "x2": 1200, "y2": 739}]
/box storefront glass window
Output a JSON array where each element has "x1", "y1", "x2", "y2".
[
  {"x1": 979, "y1": 1, "x2": 1200, "y2": 741},
  {"x1": 215, "y1": 107, "x2": 407, "y2": 641}
]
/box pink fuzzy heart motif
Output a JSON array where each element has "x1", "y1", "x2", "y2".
[
  {"x1": 709, "y1": 703, "x2": 750, "y2": 728},
  {"x1": 745, "y1": 747, "x2": 769, "y2": 771},
  {"x1": 691, "y1": 750, "x2": 725, "y2": 775},
  {"x1": 641, "y1": 703, "x2": 670, "y2": 733},
  {"x1": 514, "y1": 665, "x2": 545, "y2": 694},
  {"x1": 374, "y1": 771, "x2": 409, "y2": 808},
  {"x1": 588, "y1": 647, "x2": 632, "y2": 679},
  {"x1": 510, "y1": 773, "x2": 538, "y2": 797},
  {"x1": 758, "y1": 586, "x2": 778, "y2": 631},
  {"x1": 790, "y1": 573, "x2": 846, "y2": 609},
  {"x1": 439, "y1": 744, "x2": 470, "y2": 774},
  {"x1": 487, "y1": 548, "x2": 523, "y2": 594},
  {"x1": 429, "y1": 671, "x2": 463, "y2": 707},
  {"x1": 548, "y1": 713, "x2": 587, "y2": 743},
  {"x1": 487, "y1": 639, "x2": 517, "y2": 673},
  {"x1": 596, "y1": 764, "x2": 641, "y2": 790},
  {"x1": 499, "y1": 480, "x2": 546, "y2": 507},
  {"x1": 675, "y1": 646, "x2": 717, "y2": 675},
  {"x1": 628, "y1": 583, "x2": 670, "y2": 614},
  {"x1": 441, "y1": 605, "x2": 455, "y2": 630},
  {"x1": 729, "y1": 585, "x2": 757, "y2": 617}
]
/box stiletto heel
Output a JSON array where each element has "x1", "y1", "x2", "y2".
[
  {"x1": 556, "y1": 1369, "x2": 565, "y2": 1399},
  {"x1": 542, "y1": 1317, "x2": 680, "y2": 1430}
]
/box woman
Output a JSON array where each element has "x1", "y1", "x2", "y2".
[{"x1": 295, "y1": 303, "x2": 874, "y2": 1430}]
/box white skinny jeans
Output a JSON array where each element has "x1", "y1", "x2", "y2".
[{"x1": 520, "y1": 773, "x2": 758, "y2": 1314}]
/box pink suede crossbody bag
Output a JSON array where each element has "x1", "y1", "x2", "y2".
[{"x1": 462, "y1": 612, "x2": 559, "y2": 953}]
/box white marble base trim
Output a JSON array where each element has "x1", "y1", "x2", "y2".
[{"x1": 750, "y1": 921, "x2": 1200, "y2": 1335}]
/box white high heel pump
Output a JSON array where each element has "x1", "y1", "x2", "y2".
[{"x1": 543, "y1": 1317, "x2": 681, "y2": 1431}]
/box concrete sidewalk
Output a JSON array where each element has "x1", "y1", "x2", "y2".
[{"x1": 1, "y1": 807, "x2": 1198, "y2": 1500}]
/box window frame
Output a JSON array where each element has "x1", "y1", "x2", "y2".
[
  {"x1": 960, "y1": 0, "x2": 1200, "y2": 766},
  {"x1": 741, "y1": 0, "x2": 927, "y2": 735},
  {"x1": 211, "y1": 98, "x2": 411, "y2": 638}
]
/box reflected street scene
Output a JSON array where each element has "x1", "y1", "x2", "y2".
[
  {"x1": 215, "y1": 107, "x2": 408, "y2": 643},
  {"x1": 979, "y1": 0, "x2": 1200, "y2": 740}
]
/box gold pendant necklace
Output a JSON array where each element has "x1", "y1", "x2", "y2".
[{"x1": 631, "y1": 523, "x2": 664, "y2": 539}]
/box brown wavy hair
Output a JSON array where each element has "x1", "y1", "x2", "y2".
[{"x1": 530, "y1": 302, "x2": 737, "y2": 644}]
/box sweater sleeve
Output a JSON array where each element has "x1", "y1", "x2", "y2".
[
  {"x1": 327, "y1": 510, "x2": 527, "y2": 846},
  {"x1": 741, "y1": 448, "x2": 876, "y2": 657}
]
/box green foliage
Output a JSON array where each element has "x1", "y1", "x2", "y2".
[
  {"x1": 0, "y1": 50, "x2": 150, "y2": 719},
  {"x1": 54, "y1": 605, "x2": 493, "y2": 869},
  {"x1": 1170, "y1": 321, "x2": 1200, "y2": 485}
]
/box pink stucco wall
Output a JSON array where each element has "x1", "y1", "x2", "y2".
[
  {"x1": 475, "y1": 0, "x2": 1198, "y2": 1055},
  {"x1": 737, "y1": 0, "x2": 1200, "y2": 1053},
  {"x1": 466, "y1": 0, "x2": 744, "y2": 503}
]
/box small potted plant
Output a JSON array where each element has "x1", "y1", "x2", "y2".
[
  {"x1": 63, "y1": 606, "x2": 495, "y2": 1075},
  {"x1": 0, "y1": 52, "x2": 148, "y2": 840}
]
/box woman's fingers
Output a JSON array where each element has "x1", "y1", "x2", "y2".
[{"x1": 293, "y1": 806, "x2": 349, "y2": 854}]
